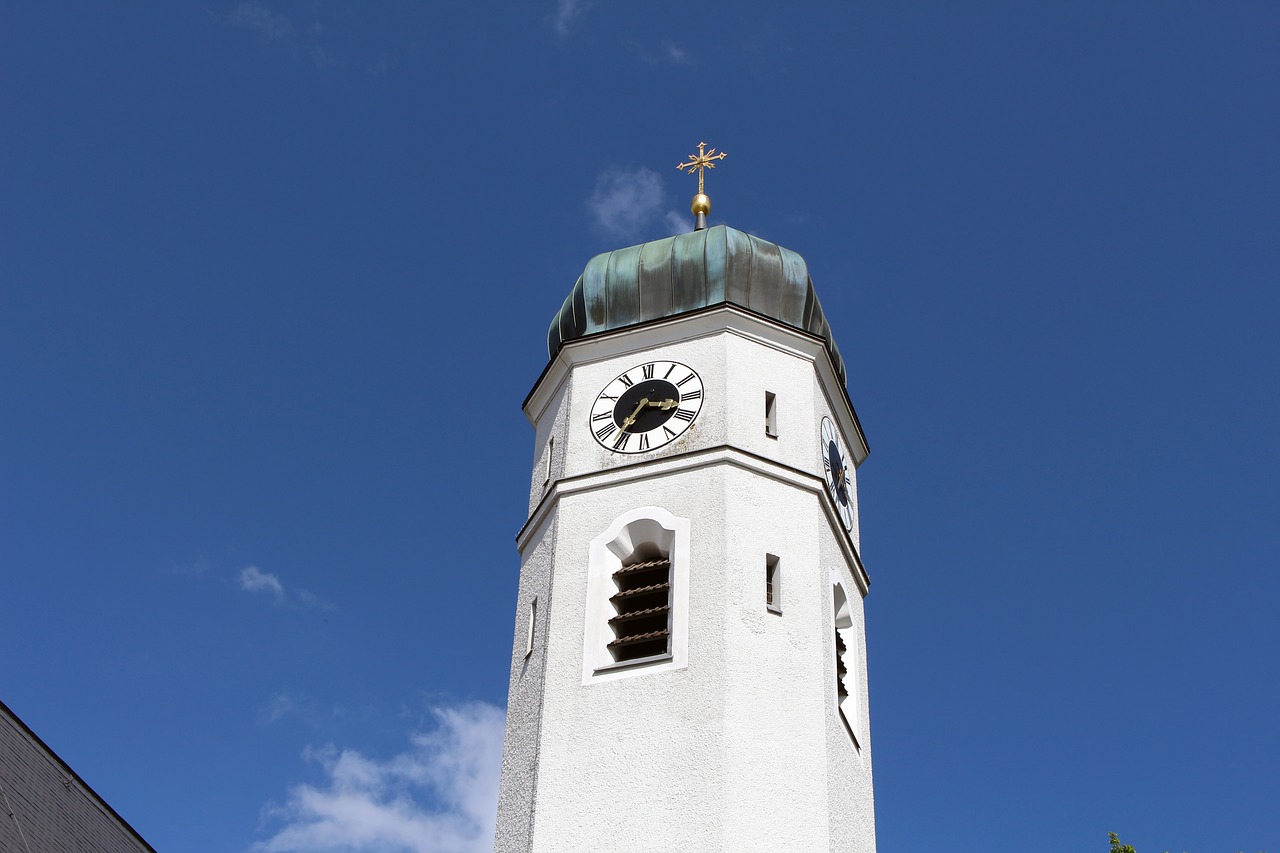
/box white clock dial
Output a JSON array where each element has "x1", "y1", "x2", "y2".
[
  {"x1": 590, "y1": 361, "x2": 704, "y2": 454},
  {"x1": 820, "y1": 416, "x2": 854, "y2": 531}
]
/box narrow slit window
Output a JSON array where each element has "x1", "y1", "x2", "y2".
[
  {"x1": 607, "y1": 551, "x2": 671, "y2": 664},
  {"x1": 525, "y1": 597, "x2": 537, "y2": 657},
  {"x1": 543, "y1": 437, "x2": 554, "y2": 488},
  {"x1": 765, "y1": 553, "x2": 781, "y2": 613},
  {"x1": 764, "y1": 391, "x2": 778, "y2": 438}
]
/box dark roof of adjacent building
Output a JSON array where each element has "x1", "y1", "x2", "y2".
[
  {"x1": 0, "y1": 698, "x2": 155, "y2": 853},
  {"x1": 548, "y1": 225, "x2": 848, "y2": 386}
]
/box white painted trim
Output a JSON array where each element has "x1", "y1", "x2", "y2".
[
  {"x1": 516, "y1": 445, "x2": 870, "y2": 596},
  {"x1": 523, "y1": 304, "x2": 868, "y2": 465},
  {"x1": 582, "y1": 506, "x2": 691, "y2": 684}
]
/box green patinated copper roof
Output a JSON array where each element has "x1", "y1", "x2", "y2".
[{"x1": 548, "y1": 225, "x2": 847, "y2": 385}]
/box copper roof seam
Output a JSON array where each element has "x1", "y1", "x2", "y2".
[{"x1": 706, "y1": 224, "x2": 716, "y2": 307}]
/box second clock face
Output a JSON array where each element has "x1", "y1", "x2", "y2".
[
  {"x1": 821, "y1": 416, "x2": 855, "y2": 532},
  {"x1": 590, "y1": 361, "x2": 704, "y2": 454}
]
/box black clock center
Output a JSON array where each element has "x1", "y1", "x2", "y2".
[
  {"x1": 614, "y1": 379, "x2": 682, "y2": 433},
  {"x1": 827, "y1": 441, "x2": 849, "y2": 505}
]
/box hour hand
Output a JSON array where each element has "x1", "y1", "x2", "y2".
[
  {"x1": 621, "y1": 398, "x2": 650, "y2": 431},
  {"x1": 648, "y1": 398, "x2": 679, "y2": 410}
]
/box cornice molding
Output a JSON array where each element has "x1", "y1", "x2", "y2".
[{"x1": 515, "y1": 443, "x2": 870, "y2": 596}]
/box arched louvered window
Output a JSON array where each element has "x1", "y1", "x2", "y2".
[
  {"x1": 584, "y1": 507, "x2": 690, "y2": 682},
  {"x1": 607, "y1": 550, "x2": 671, "y2": 663},
  {"x1": 832, "y1": 581, "x2": 861, "y2": 749}
]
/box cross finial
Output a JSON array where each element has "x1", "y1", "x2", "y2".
[
  {"x1": 677, "y1": 141, "x2": 726, "y2": 230},
  {"x1": 677, "y1": 141, "x2": 726, "y2": 195}
]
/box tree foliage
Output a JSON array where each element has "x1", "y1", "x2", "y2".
[
  {"x1": 1109, "y1": 832, "x2": 1266, "y2": 853},
  {"x1": 1110, "y1": 834, "x2": 1140, "y2": 853}
]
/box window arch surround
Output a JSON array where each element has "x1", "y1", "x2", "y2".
[{"x1": 583, "y1": 506, "x2": 691, "y2": 684}]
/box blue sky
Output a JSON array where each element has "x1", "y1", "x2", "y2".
[{"x1": 2, "y1": 3, "x2": 1277, "y2": 852}]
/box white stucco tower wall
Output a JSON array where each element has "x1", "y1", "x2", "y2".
[{"x1": 496, "y1": 228, "x2": 876, "y2": 853}]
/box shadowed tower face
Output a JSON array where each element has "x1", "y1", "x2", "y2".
[{"x1": 495, "y1": 213, "x2": 877, "y2": 852}]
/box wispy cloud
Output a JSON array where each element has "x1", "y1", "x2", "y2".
[
  {"x1": 255, "y1": 702, "x2": 506, "y2": 853},
  {"x1": 228, "y1": 3, "x2": 293, "y2": 40},
  {"x1": 664, "y1": 210, "x2": 692, "y2": 235},
  {"x1": 261, "y1": 691, "x2": 298, "y2": 724},
  {"x1": 297, "y1": 588, "x2": 336, "y2": 611},
  {"x1": 224, "y1": 3, "x2": 384, "y2": 73},
  {"x1": 552, "y1": 0, "x2": 590, "y2": 36},
  {"x1": 587, "y1": 166, "x2": 688, "y2": 242},
  {"x1": 169, "y1": 557, "x2": 210, "y2": 577},
  {"x1": 239, "y1": 565, "x2": 336, "y2": 611},
  {"x1": 240, "y1": 565, "x2": 285, "y2": 600},
  {"x1": 633, "y1": 39, "x2": 692, "y2": 66},
  {"x1": 661, "y1": 40, "x2": 691, "y2": 65}
]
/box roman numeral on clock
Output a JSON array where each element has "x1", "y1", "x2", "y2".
[
  {"x1": 680, "y1": 389, "x2": 701, "y2": 401},
  {"x1": 595, "y1": 423, "x2": 618, "y2": 441},
  {"x1": 641, "y1": 363, "x2": 655, "y2": 379},
  {"x1": 618, "y1": 374, "x2": 634, "y2": 388},
  {"x1": 592, "y1": 411, "x2": 613, "y2": 421},
  {"x1": 639, "y1": 434, "x2": 650, "y2": 451},
  {"x1": 672, "y1": 408, "x2": 695, "y2": 422},
  {"x1": 676, "y1": 373, "x2": 696, "y2": 387},
  {"x1": 612, "y1": 431, "x2": 631, "y2": 451}
]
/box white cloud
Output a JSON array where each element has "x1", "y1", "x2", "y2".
[
  {"x1": 240, "y1": 565, "x2": 285, "y2": 599},
  {"x1": 228, "y1": 3, "x2": 293, "y2": 40},
  {"x1": 553, "y1": 0, "x2": 590, "y2": 36},
  {"x1": 255, "y1": 703, "x2": 506, "y2": 853},
  {"x1": 297, "y1": 588, "x2": 337, "y2": 612},
  {"x1": 261, "y1": 692, "x2": 297, "y2": 724},
  {"x1": 664, "y1": 209, "x2": 692, "y2": 235},
  {"x1": 238, "y1": 566, "x2": 335, "y2": 611},
  {"x1": 663, "y1": 41, "x2": 691, "y2": 65},
  {"x1": 587, "y1": 166, "x2": 672, "y2": 242}
]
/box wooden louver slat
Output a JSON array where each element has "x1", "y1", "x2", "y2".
[
  {"x1": 835, "y1": 630, "x2": 849, "y2": 701},
  {"x1": 609, "y1": 582, "x2": 671, "y2": 602},
  {"x1": 609, "y1": 555, "x2": 672, "y2": 663},
  {"x1": 607, "y1": 629, "x2": 671, "y2": 650},
  {"x1": 613, "y1": 557, "x2": 670, "y2": 575}
]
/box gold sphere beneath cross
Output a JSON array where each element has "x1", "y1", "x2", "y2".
[{"x1": 690, "y1": 193, "x2": 711, "y2": 215}]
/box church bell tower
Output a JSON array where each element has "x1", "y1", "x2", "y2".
[{"x1": 495, "y1": 147, "x2": 876, "y2": 852}]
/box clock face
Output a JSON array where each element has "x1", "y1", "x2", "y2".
[
  {"x1": 820, "y1": 416, "x2": 854, "y2": 532},
  {"x1": 590, "y1": 361, "x2": 704, "y2": 454}
]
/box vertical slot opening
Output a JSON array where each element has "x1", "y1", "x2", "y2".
[
  {"x1": 765, "y1": 391, "x2": 778, "y2": 438},
  {"x1": 525, "y1": 597, "x2": 538, "y2": 657},
  {"x1": 543, "y1": 436, "x2": 554, "y2": 488},
  {"x1": 765, "y1": 553, "x2": 781, "y2": 613}
]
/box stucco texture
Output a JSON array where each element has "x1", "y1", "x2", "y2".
[{"x1": 499, "y1": 311, "x2": 875, "y2": 852}]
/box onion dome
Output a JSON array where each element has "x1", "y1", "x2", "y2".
[{"x1": 548, "y1": 225, "x2": 847, "y2": 386}]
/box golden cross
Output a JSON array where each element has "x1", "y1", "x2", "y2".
[{"x1": 677, "y1": 141, "x2": 727, "y2": 195}]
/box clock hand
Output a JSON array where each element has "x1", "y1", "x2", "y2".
[
  {"x1": 620, "y1": 398, "x2": 650, "y2": 431},
  {"x1": 648, "y1": 398, "x2": 679, "y2": 410}
]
